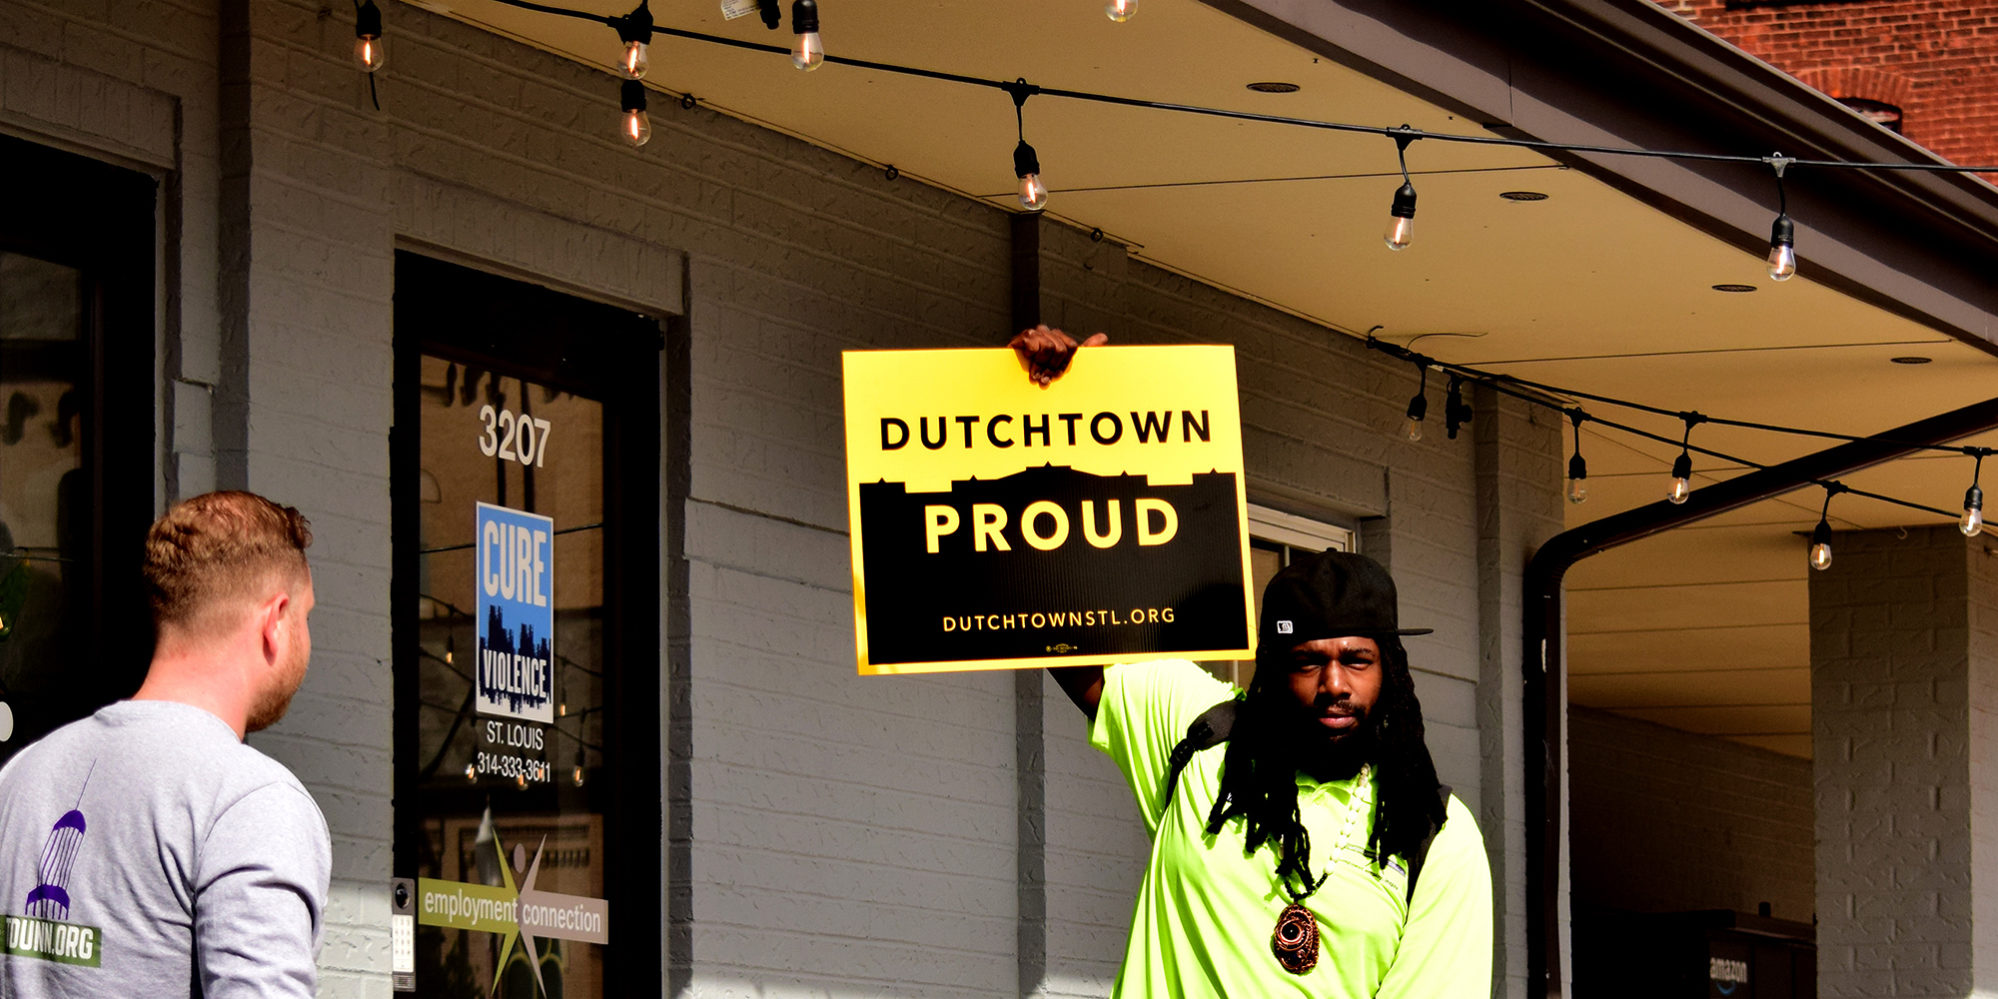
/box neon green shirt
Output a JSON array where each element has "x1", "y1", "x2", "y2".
[{"x1": 1090, "y1": 660, "x2": 1493, "y2": 998}]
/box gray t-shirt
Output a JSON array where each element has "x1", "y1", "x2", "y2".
[{"x1": 0, "y1": 700, "x2": 330, "y2": 998}]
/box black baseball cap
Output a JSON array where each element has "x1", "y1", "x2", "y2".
[{"x1": 1258, "y1": 550, "x2": 1432, "y2": 652}]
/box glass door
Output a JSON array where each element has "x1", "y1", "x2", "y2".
[
  {"x1": 0, "y1": 136, "x2": 153, "y2": 763},
  {"x1": 393, "y1": 253, "x2": 659, "y2": 997}
]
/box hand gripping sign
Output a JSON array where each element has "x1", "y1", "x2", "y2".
[{"x1": 842, "y1": 345, "x2": 1255, "y2": 674}]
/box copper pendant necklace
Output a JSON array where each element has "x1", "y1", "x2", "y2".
[
  {"x1": 1268, "y1": 764, "x2": 1371, "y2": 976},
  {"x1": 1271, "y1": 900, "x2": 1321, "y2": 973}
]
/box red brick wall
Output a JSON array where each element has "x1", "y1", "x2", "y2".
[{"x1": 1658, "y1": 0, "x2": 1998, "y2": 169}]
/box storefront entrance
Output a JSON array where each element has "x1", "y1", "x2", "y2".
[
  {"x1": 0, "y1": 136, "x2": 154, "y2": 763},
  {"x1": 392, "y1": 253, "x2": 660, "y2": 996}
]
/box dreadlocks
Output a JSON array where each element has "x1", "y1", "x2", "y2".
[{"x1": 1205, "y1": 635, "x2": 1447, "y2": 892}]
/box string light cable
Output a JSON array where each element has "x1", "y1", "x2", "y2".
[
  {"x1": 1369, "y1": 336, "x2": 1997, "y2": 462},
  {"x1": 1368, "y1": 335, "x2": 1976, "y2": 531},
  {"x1": 356, "y1": 3, "x2": 1998, "y2": 188},
  {"x1": 340, "y1": 7, "x2": 1993, "y2": 529},
  {"x1": 1483, "y1": 365, "x2": 1947, "y2": 560}
]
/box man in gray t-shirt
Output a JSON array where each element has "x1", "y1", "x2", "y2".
[{"x1": 0, "y1": 491, "x2": 331, "y2": 998}]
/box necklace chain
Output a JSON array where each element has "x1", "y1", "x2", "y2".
[{"x1": 1280, "y1": 763, "x2": 1371, "y2": 904}]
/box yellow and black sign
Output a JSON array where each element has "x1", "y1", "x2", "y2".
[{"x1": 843, "y1": 345, "x2": 1255, "y2": 675}]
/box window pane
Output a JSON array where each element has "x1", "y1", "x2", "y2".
[{"x1": 409, "y1": 356, "x2": 610, "y2": 996}]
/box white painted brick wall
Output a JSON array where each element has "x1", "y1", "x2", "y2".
[
  {"x1": 229, "y1": 1, "x2": 401, "y2": 992},
  {"x1": 1812, "y1": 526, "x2": 1996, "y2": 998},
  {"x1": 1472, "y1": 386, "x2": 1564, "y2": 999},
  {"x1": 1038, "y1": 676, "x2": 1148, "y2": 997},
  {"x1": 678, "y1": 507, "x2": 1020, "y2": 995}
]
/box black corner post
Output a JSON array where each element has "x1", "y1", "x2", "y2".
[
  {"x1": 1009, "y1": 200, "x2": 1047, "y2": 997},
  {"x1": 1011, "y1": 211, "x2": 1041, "y2": 335}
]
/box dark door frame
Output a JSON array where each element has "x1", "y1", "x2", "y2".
[{"x1": 390, "y1": 251, "x2": 662, "y2": 988}]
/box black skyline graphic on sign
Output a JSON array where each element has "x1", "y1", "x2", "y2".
[
  {"x1": 480, "y1": 604, "x2": 552, "y2": 714},
  {"x1": 859, "y1": 465, "x2": 1248, "y2": 666}
]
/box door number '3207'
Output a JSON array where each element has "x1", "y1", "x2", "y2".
[{"x1": 478, "y1": 405, "x2": 553, "y2": 467}]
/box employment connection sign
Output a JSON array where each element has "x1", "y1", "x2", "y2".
[
  {"x1": 416, "y1": 834, "x2": 608, "y2": 998},
  {"x1": 842, "y1": 345, "x2": 1254, "y2": 675}
]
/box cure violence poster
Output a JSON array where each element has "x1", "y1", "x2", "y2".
[
  {"x1": 842, "y1": 345, "x2": 1255, "y2": 675},
  {"x1": 474, "y1": 501, "x2": 555, "y2": 724}
]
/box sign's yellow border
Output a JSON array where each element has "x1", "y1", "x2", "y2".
[{"x1": 843, "y1": 345, "x2": 1256, "y2": 675}]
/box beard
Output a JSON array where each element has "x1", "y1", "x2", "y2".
[
  {"x1": 1287, "y1": 699, "x2": 1380, "y2": 782},
  {"x1": 247, "y1": 643, "x2": 309, "y2": 733}
]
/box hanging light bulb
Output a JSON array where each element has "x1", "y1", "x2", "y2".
[
  {"x1": 1105, "y1": 0, "x2": 1138, "y2": 21},
  {"x1": 1014, "y1": 140, "x2": 1046, "y2": 211},
  {"x1": 572, "y1": 764, "x2": 586, "y2": 786},
  {"x1": 791, "y1": 0, "x2": 824, "y2": 70},
  {"x1": 1667, "y1": 413, "x2": 1702, "y2": 505},
  {"x1": 1963, "y1": 451, "x2": 1986, "y2": 536},
  {"x1": 1385, "y1": 182, "x2": 1417, "y2": 251},
  {"x1": 1668, "y1": 452, "x2": 1692, "y2": 504},
  {"x1": 353, "y1": 0, "x2": 386, "y2": 73},
  {"x1": 1809, "y1": 517, "x2": 1833, "y2": 570},
  {"x1": 1808, "y1": 484, "x2": 1839, "y2": 571},
  {"x1": 1566, "y1": 410, "x2": 1588, "y2": 505},
  {"x1": 621, "y1": 40, "x2": 649, "y2": 79},
  {"x1": 620, "y1": 80, "x2": 652, "y2": 149},
  {"x1": 1767, "y1": 213, "x2": 1796, "y2": 281},
  {"x1": 613, "y1": 1, "x2": 653, "y2": 79},
  {"x1": 1764, "y1": 156, "x2": 1796, "y2": 281},
  {"x1": 464, "y1": 762, "x2": 478, "y2": 782}
]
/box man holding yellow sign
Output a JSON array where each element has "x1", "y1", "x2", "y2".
[{"x1": 1019, "y1": 328, "x2": 1494, "y2": 998}]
